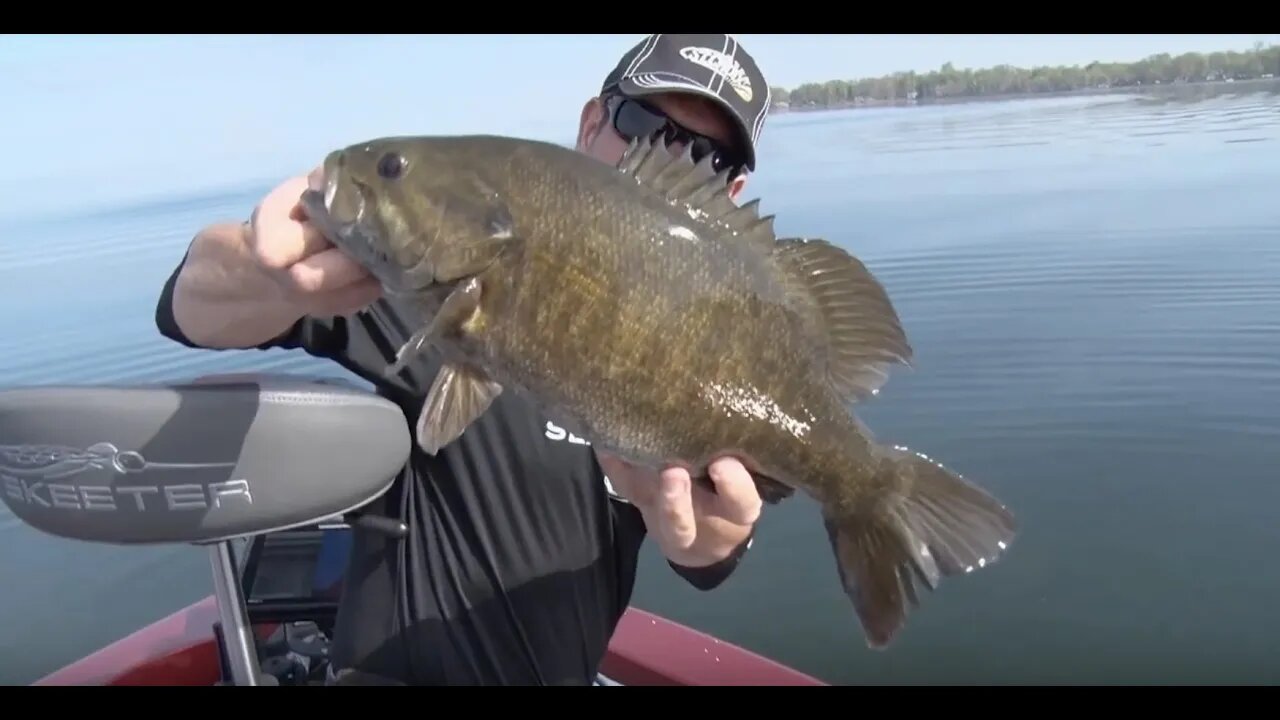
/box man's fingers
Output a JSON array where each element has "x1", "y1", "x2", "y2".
[
  {"x1": 249, "y1": 175, "x2": 333, "y2": 271},
  {"x1": 287, "y1": 247, "x2": 373, "y2": 296},
  {"x1": 308, "y1": 277, "x2": 384, "y2": 317},
  {"x1": 294, "y1": 222, "x2": 337, "y2": 263},
  {"x1": 655, "y1": 467, "x2": 696, "y2": 552},
  {"x1": 700, "y1": 458, "x2": 763, "y2": 526},
  {"x1": 253, "y1": 215, "x2": 333, "y2": 271}
]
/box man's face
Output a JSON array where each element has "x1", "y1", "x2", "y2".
[{"x1": 576, "y1": 91, "x2": 749, "y2": 201}]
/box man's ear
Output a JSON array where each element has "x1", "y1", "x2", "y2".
[
  {"x1": 727, "y1": 173, "x2": 748, "y2": 202},
  {"x1": 576, "y1": 97, "x2": 607, "y2": 151}
]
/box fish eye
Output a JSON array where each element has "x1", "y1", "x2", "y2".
[{"x1": 376, "y1": 152, "x2": 406, "y2": 180}]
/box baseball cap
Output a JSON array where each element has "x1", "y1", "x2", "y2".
[{"x1": 600, "y1": 33, "x2": 771, "y2": 172}]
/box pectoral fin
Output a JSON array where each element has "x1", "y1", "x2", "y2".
[
  {"x1": 416, "y1": 362, "x2": 504, "y2": 454},
  {"x1": 384, "y1": 277, "x2": 485, "y2": 379},
  {"x1": 385, "y1": 327, "x2": 432, "y2": 379}
]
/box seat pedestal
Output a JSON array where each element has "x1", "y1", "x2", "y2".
[{"x1": 210, "y1": 540, "x2": 264, "y2": 686}]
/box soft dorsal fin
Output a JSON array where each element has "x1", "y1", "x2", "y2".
[
  {"x1": 772, "y1": 237, "x2": 914, "y2": 402},
  {"x1": 615, "y1": 135, "x2": 776, "y2": 253}
]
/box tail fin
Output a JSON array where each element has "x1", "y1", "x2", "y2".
[{"x1": 822, "y1": 446, "x2": 1017, "y2": 649}]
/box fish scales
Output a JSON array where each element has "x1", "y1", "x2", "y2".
[
  {"x1": 299, "y1": 132, "x2": 1019, "y2": 651},
  {"x1": 486, "y1": 144, "x2": 830, "y2": 473}
]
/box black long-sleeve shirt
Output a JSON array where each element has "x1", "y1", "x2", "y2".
[{"x1": 153, "y1": 250, "x2": 751, "y2": 685}]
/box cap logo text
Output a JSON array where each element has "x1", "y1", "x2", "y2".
[{"x1": 679, "y1": 46, "x2": 753, "y2": 103}]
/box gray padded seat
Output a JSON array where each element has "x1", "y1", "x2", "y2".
[{"x1": 0, "y1": 373, "x2": 411, "y2": 545}]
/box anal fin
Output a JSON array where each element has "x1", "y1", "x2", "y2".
[{"x1": 772, "y1": 237, "x2": 914, "y2": 402}]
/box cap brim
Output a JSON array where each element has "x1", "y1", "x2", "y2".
[{"x1": 612, "y1": 77, "x2": 757, "y2": 172}]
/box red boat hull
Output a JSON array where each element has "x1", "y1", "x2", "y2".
[{"x1": 33, "y1": 595, "x2": 825, "y2": 686}]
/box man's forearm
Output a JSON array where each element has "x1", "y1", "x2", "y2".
[{"x1": 168, "y1": 222, "x2": 303, "y2": 349}]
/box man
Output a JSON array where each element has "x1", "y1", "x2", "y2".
[{"x1": 154, "y1": 33, "x2": 775, "y2": 686}]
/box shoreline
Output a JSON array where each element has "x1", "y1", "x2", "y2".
[{"x1": 769, "y1": 77, "x2": 1280, "y2": 115}]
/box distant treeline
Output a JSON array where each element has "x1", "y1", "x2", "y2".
[{"x1": 769, "y1": 43, "x2": 1280, "y2": 110}]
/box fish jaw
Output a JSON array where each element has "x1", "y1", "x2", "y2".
[
  {"x1": 301, "y1": 149, "x2": 358, "y2": 231},
  {"x1": 300, "y1": 148, "x2": 364, "y2": 257},
  {"x1": 298, "y1": 149, "x2": 415, "y2": 296}
]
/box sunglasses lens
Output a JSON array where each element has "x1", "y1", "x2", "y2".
[
  {"x1": 614, "y1": 100, "x2": 665, "y2": 140},
  {"x1": 690, "y1": 137, "x2": 728, "y2": 172}
]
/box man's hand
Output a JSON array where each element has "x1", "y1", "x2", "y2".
[
  {"x1": 598, "y1": 452, "x2": 762, "y2": 568},
  {"x1": 248, "y1": 170, "x2": 383, "y2": 319},
  {"x1": 169, "y1": 169, "x2": 382, "y2": 350}
]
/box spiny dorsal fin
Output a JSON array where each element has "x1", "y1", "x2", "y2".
[
  {"x1": 728, "y1": 212, "x2": 777, "y2": 253},
  {"x1": 726, "y1": 198, "x2": 762, "y2": 230},
  {"x1": 666, "y1": 153, "x2": 720, "y2": 199},
  {"x1": 616, "y1": 135, "x2": 774, "y2": 252},
  {"x1": 772, "y1": 237, "x2": 914, "y2": 402},
  {"x1": 616, "y1": 134, "x2": 661, "y2": 177},
  {"x1": 617, "y1": 135, "x2": 726, "y2": 208}
]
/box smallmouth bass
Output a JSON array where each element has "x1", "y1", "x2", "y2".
[{"x1": 298, "y1": 132, "x2": 1017, "y2": 649}]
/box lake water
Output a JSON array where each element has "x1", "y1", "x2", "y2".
[{"x1": 1, "y1": 83, "x2": 1278, "y2": 685}]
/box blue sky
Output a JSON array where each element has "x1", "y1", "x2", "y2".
[{"x1": 1, "y1": 34, "x2": 1275, "y2": 221}]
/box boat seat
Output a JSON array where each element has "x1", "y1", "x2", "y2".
[{"x1": 0, "y1": 373, "x2": 411, "y2": 546}]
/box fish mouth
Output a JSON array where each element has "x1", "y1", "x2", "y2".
[
  {"x1": 297, "y1": 151, "x2": 414, "y2": 297},
  {"x1": 298, "y1": 187, "x2": 336, "y2": 233},
  {"x1": 299, "y1": 151, "x2": 363, "y2": 245}
]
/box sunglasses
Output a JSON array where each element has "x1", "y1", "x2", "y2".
[{"x1": 604, "y1": 93, "x2": 747, "y2": 181}]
